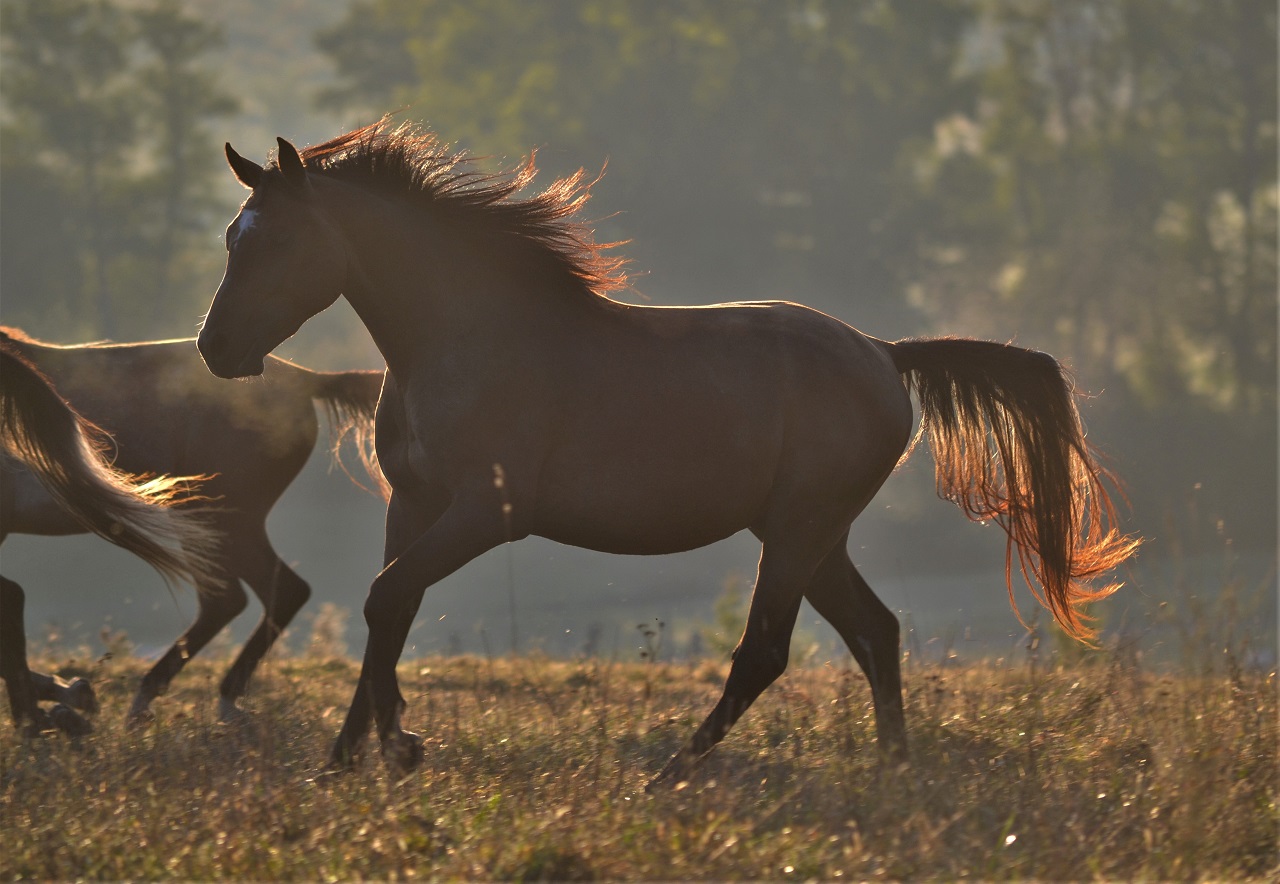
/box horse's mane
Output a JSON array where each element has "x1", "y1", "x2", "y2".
[{"x1": 268, "y1": 119, "x2": 628, "y2": 297}]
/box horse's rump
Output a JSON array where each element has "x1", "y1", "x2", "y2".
[{"x1": 0, "y1": 343, "x2": 219, "y2": 588}]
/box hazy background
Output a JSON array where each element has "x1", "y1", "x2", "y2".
[{"x1": 2, "y1": 0, "x2": 1275, "y2": 667}]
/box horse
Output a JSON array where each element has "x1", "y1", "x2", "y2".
[
  {"x1": 1, "y1": 341, "x2": 219, "y2": 736},
  {"x1": 0, "y1": 327, "x2": 384, "y2": 726},
  {"x1": 196, "y1": 120, "x2": 1139, "y2": 786}
]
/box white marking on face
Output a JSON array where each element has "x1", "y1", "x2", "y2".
[{"x1": 228, "y1": 208, "x2": 259, "y2": 249}]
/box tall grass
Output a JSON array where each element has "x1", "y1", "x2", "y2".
[{"x1": 2, "y1": 627, "x2": 1275, "y2": 880}]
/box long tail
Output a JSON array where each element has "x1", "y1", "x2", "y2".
[
  {"x1": 889, "y1": 337, "x2": 1140, "y2": 643},
  {"x1": 0, "y1": 344, "x2": 220, "y2": 587},
  {"x1": 293, "y1": 365, "x2": 388, "y2": 499}
]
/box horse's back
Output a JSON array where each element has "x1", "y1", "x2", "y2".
[
  {"x1": 9, "y1": 336, "x2": 320, "y2": 511},
  {"x1": 593, "y1": 299, "x2": 910, "y2": 457},
  {"x1": 667, "y1": 300, "x2": 913, "y2": 506},
  {"x1": 528, "y1": 299, "x2": 912, "y2": 553}
]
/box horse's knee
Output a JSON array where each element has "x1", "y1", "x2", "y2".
[
  {"x1": 200, "y1": 578, "x2": 249, "y2": 621},
  {"x1": 362, "y1": 574, "x2": 412, "y2": 633},
  {"x1": 864, "y1": 605, "x2": 900, "y2": 655},
  {"x1": 273, "y1": 570, "x2": 311, "y2": 618}
]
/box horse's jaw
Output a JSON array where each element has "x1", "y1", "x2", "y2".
[{"x1": 196, "y1": 328, "x2": 266, "y2": 379}]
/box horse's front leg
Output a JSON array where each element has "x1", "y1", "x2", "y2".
[
  {"x1": 330, "y1": 487, "x2": 513, "y2": 772},
  {"x1": 1, "y1": 574, "x2": 42, "y2": 733}
]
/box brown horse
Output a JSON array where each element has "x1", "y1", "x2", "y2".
[
  {"x1": 0, "y1": 327, "x2": 384, "y2": 726},
  {"x1": 197, "y1": 120, "x2": 1139, "y2": 785},
  {"x1": 1, "y1": 341, "x2": 218, "y2": 735}
]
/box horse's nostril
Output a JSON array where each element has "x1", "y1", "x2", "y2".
[
  {"x1": 197, "y1": 327, "x2": 227, "y2": 367},
  {"x1": 198, "y1": 325, "x2": 220, "y2": 350}
]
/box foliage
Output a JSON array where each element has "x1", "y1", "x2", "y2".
[
  {"x1": 704, "y1": 570, "x2": 750, "y2": 658},
  {"x1": 311, "y1": 0, "x2": 1277, "y2": 552},
  {"x1": 2, "y1": 649, "x2": 1274, "y2": 880},
  {"x1": 0, "y1": 0, "x2": 239, "y2": 340},
  {"x1": 315, "y1": 0, "x2": 974, "y2": 328},
  {"x1": 910, "y1": 0, "x2": 1278, "y2": 415},
  {"x1": 313, "y1": 0, "x2": 1276, "y2": 414}
]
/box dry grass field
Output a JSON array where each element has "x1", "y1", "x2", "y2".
[{"x1": 2, "y1": 631, "x2": 1276, "y2": 881}]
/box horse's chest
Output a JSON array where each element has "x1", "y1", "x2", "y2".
[
  {"x1": 378, "y1": 374, "x2": 520, "y2": 487},
  {"x1": 374, "y1": 391, "x2": 453, "y2": 491}
]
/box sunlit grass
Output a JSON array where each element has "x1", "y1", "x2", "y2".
[{"x1": 3, "y1": 636, "x2": 1274, "y2": 881}]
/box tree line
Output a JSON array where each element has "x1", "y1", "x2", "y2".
[{"x1": 2, "y1": 0, "x2": 1275, "y2": 546}]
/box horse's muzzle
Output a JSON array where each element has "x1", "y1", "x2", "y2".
[{"x1": 197, "y1": 327, "x2": 265, "y2": 379}]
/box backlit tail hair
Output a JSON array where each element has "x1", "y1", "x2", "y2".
[
  {"x1": 891, "y1": 337, "x2": 1141, "y2": 643},
  {"x1": 1, "y1": 343, "x2": 220, "y2": 588}
]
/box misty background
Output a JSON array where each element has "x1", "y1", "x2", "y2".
[{"x1": 2, "y1": 0, "x2": 1275, "y2": 668}]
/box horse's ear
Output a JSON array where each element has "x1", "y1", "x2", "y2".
[
  {"x1": 277, "y1": 137, "x2": 308, "y2": 189},
  {"x1": 225, "y1": 143, "x2": 263, "y2": 190}
]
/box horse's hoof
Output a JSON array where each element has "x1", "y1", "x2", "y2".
[
  {"x1": 646, "y1": 751, "x2": 698, "y2": 793},
  {"x1": 380, "y1": 730, "x2": 424, "y2": 773},
  {"x1": 325, "y1": 755, "x2": 359, "y2": 774},
  {"x1": 880, "y1": 744, "x2": 910, "y2": 768},
  {"x1": 218, "y1": 698, "x2": 252, "y2": 724},
  {"x1": 125, "y1": 705, "x2": 156, "y2": 730},
  {"x1": 63, "y1": 678, "x2": 98, "y2": 713},
  {"x1": 20, "y1": 708, "x2": 56, "y2": 738},
  {"x1": 327, "y1": 740, "x2": 362, "y2": 772},
  {"x1": 307, "y1": 767, "x2": 352, "y2": 785},
  {"x1": 49, "y1": 704, "x2": 93, "y2": 738}
]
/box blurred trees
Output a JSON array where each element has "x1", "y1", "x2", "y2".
[
  {"x1": 905, "y1": 0, "x2": 1276, "y2": 547},
  {"x1": 0, "y1": 0, "x2": 238, "y2": 339},
  {"x1": 316, "y1": 0, "x2": 974, "y2": 330},
  {"x1": 912, "y1": 0, "x2": 1276, "y2": 415},
  {"x1": 315, "y1": 0, "x2": 1276, "y2": 545},
  {"x1": 314, "y1": 0, "x2": 1275, "y2": 412},
  {"x1": 1, "y1": 0, "x2": 1273, "y2": 548}
]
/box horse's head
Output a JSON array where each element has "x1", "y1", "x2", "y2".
[{"x1": 198, "y1": 138, "x2": 346, "y2": 379}]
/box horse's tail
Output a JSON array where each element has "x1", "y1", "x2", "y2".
[
  {"x1": 291, "y1": 365, "x2": 388, "y2": 499},
  {"x1": 0, "y1": 344, "x2": 220, "y2": 589},
  {"x1": 888, "y1": 337, "x2": 1140, "y2": 643}
]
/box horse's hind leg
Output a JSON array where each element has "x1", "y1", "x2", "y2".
[
  {"x1": 215, "y1": 525, "x2": 310, "y2": 720},
  {"x1": 650, "y1": 533, "x2": 836, "y2": 789},
  {"x1": 1, "y1": 574, "x2": 45, "y2": 733},
  {"x1": 29, "y1": 671, "x2": 98, "y2": 713},
  {"x1": 1, "y1": 575, "x2": 92, "y2": 736},
  {"x1": 128, "y1": 569, "x2": 247, "y2": 726},
  {"x1": 803, "y1": 542, "x2": 907, "y2": 760}
]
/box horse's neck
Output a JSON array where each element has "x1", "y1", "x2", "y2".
[{"x1": 326, "y1": 186, "x2": 590, "y2": 379}]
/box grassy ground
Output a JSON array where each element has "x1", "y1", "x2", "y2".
[{"x1": 2, "y1": 643, "x2": 1276, "y2": 881}]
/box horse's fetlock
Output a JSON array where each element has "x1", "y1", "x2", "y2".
[{"x1": 380, "y1": 728, "x2": 424, "y2": 773}]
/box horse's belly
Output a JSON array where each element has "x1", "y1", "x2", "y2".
[
  {"x1": 534, "y1": 506, "x2": 746, "y2": 556},
  {"x1": 531, "y1": 459, "x2": 766, "y2": 556}
]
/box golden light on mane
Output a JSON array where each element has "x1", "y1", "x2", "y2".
[{"x1": 270, "y1": 119, "x2": 629, "y2": 297}]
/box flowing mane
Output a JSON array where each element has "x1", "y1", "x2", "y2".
[{"x1": 265, "y1": 119, "x2": 628, "y2": 297}]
